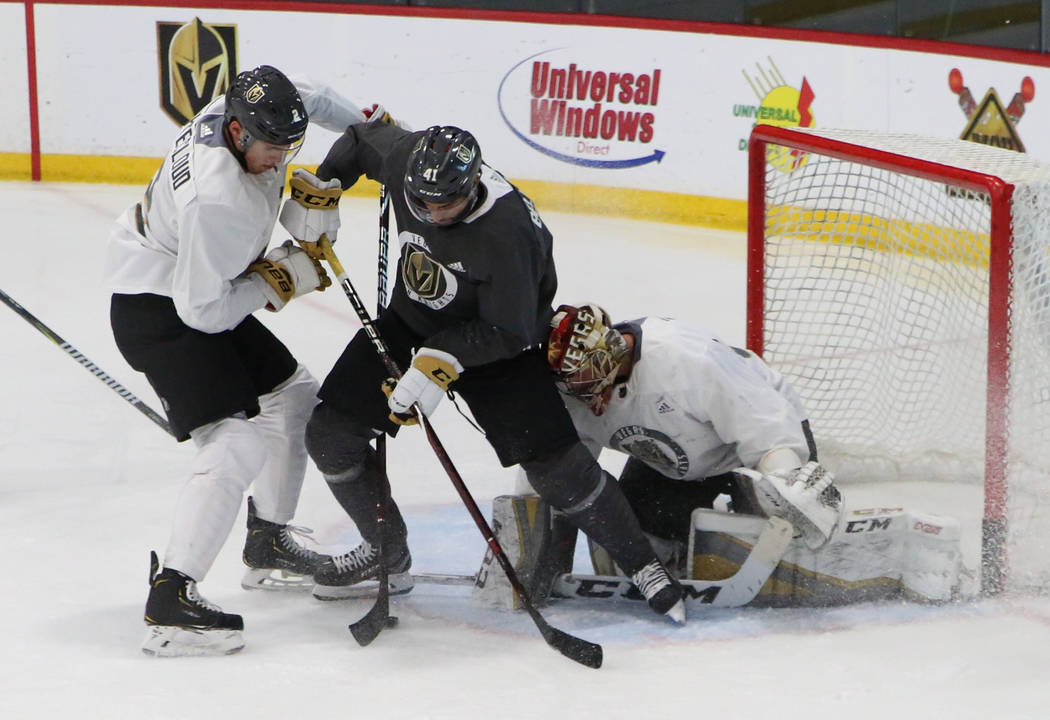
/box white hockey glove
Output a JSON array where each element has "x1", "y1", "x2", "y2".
[
  {"x1": 279, "y1": 169, "x2": 342, "y2": 250},
  {"x1": 384, "y1": 348, "x2": 463, "y2": 426},
  {"x1": 248, "y1": 240, "x2": 331, "y2": 312},
  {"x1": 363, "y1": 103, "x2": 410, "y2": 130},
  {"x1": 735, "y1": 460, "x2": 843, "y2": 550}
]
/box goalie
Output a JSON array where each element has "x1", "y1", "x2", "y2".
[
  {"x1": 480, "y1": 303, "x2": 961, "y2": 609},
  {"x1": 547, "y1": 302, "x2": 842, "y2": 553}
]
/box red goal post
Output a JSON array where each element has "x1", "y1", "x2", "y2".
[{"x1": 747, "y1": 124, "x2": 1050, "y2": 595}]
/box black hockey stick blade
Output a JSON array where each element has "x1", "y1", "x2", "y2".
[
  {"x1": 538, "y1": 619, "x2": 603, "y2": 669},
  {"x1": 518, "y1": 585, "x2": 602, "y2": 668},
  {"x1": 349, "y1": 583, "x2": 391, "y2": 646},
  {"x1": 349, "y1": 502, "x2": 394, "y2": 646}
]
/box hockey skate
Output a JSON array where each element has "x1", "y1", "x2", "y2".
[
  {"x1": 735, "y1": 461, "x2": 843, "y2": 549},
  {"x1": 241, "y1": 496, "x2": 330, "y2": 591},
  {"x1": 631, "y1": 559, "x2": 686, "y2": 624},
  {"x1": 312, "y1": 540, "x2": 414, "y2": 600},
  {"x1": 142, "y1": 551, "x2": 244, "y2": 657}
]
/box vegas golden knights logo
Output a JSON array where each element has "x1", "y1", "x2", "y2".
[
  {"x1": 404, "y1": 251, "x2": 444, "y2": 300},
  {"x1": 157, "y1": 18, "x2": 238, "y2": 126}
]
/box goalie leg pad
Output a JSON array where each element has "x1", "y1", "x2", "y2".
[
  {"x1": 688, "y1": 507, "x2": 963, "y2": 606},
  {"x1": 472, "y1": 494, "x2": 577, "y2": 610},
  {"x1": 899, "y1": 510, "x2": 962, "y2": 602}
]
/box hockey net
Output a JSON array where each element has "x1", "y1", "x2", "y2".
[{"x1": 747, "y1": 125, "x2": 1050, "y2": 594}]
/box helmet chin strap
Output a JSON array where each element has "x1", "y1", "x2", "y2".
[
  {"x1": 222, "y1": 121, "x2": 252, "y2": 171},
  {"x1": 237, "y1": 128, "x2": 255, "y2": 152},
  {"x1": 449, "y1": 176, "x2": 483, "y2": 224},
  {"x1": 466, "y1": 179, "x2": 485, "y2": 214}
]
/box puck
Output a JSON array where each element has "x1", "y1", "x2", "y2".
[{"x1": 386, "y1": 616, "x2": 399, "y2": 628}]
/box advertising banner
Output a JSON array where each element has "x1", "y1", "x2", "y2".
[{"x1": 7, "y1": 5, "x2": 1050, "y2": 213}]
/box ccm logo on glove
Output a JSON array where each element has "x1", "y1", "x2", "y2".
[{"x1": 289, "y1": 183, "x2": 339, "y2": 209}]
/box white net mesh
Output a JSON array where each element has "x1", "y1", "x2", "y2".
[{"x1": 756, "y1": 127, "x2": 1050, "y2": 592}]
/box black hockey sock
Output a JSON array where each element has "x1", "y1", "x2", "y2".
[
  {"x1": 562, "y1": 472, "x2": 655, "y2": 576},
  {"x1": 325, "y1": 453, "x2": 407, "y2": 552},
  {"x1": 523, "y1": 442, "x2": 655, "y2": 577}
]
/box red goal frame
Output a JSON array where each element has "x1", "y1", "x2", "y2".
[{"x1": 746, "y1": 124, "x2": 1013, "y2": 594}]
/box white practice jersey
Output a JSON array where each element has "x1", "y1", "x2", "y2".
[
  {"x1": 564, "y1": 316, "x2": 810, "y2": 480},
  {"x1": 104, "y1": 76, "x2": 364, "y2": 333}
]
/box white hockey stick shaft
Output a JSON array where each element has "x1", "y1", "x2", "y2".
[{"x1": 0, "y1": 287, "x2": 173, "y2": 436}]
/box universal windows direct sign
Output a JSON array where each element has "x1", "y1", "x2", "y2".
[{"x1": 498, "y1": 48, "x2": 666, "y2": 169}]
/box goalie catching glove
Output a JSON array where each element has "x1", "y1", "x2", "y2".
[
  {"x1": 279, "y1": 169, "x2": 342, "y2": 251},
  {"x1": 734, "y1": 448, "x2": 843, "y2": 550},
  {"x1": 248, "y1": 240, "x2": 331, "y2": 312},
  {"x1": 385, "y1": 348, "x2": 463, "y2": 425}
]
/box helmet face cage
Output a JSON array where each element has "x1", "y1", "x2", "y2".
[
  {"x1": 238, "y1": 127, "x2": 305, "y2": 165},
  {"x1": 403, "y1": 126, "x2": 482, "y2": 225},
  {"x1": 554, "y1": 347, "x2": 621, "y2": 402},
  {"x1": 403, "y1": 180, "x2": 478, "y2": 226},
  {"x1": 548, "y1": 304, "x2": 629, "y2": 409},
  {"x1": 224, "y1": 65, "x2": 308, "y2": 161}
]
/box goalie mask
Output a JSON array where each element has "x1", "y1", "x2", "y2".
[{"x1": 547, "y1": 303, "x2": 629, "y2": 415}]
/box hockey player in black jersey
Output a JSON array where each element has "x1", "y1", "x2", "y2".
[{"x1": 280, "y1": 124, "x2": 686, "y2": 622}]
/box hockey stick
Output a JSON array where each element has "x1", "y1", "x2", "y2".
[
  {"x1": 319, "y1": 237, "x2": 603, "y2": 669},
  {"x1": 350, "y1": 186, "x2": 395, "y2": 646},
  {"x1": 409, "y1": 516, "x2": 793, "y2": 607},
  {"x1": 0, "y1": 287, "x2": 173, "y2": 436}
]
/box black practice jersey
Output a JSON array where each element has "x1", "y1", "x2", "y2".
[{"x1": 317, "y1": 123, "x2": 558, "y2": 367}]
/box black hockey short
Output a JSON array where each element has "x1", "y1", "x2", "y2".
[
  {"x1": 317, "y1": 310, "x2": 578, "y2": 466},
  {"x1": 110, "y1": 293, "x2": 298, "y2": 441},
  {"x1": 619, "y1": 420, "x2": 817, "y2": 543}
]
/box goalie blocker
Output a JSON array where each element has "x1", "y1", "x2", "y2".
[{"x1": 472, "y1": 494, "x2": 962, "y2": 609}]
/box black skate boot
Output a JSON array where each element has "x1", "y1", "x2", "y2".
[
  {"x1": 142, "y1": 551, "x2": 244, "y2": 657},
  {"x1": 631, "y1": 559, "x2": 686, "y2": 624},
  {"x1": 312, "y1": 540, "x2": 414, "y2": 600},
  {"x1": 241, "y1": 496, "x2": 331, "y2": 591}
]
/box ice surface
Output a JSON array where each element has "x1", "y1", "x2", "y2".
[{"x1": 2, "y1": 182, "x2": 1048, "y2": 719}]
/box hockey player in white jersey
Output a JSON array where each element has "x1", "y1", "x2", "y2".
[
  {"x1": 545, "y1": 303, "x2": 844, "y2": 560},
  {"x1": 105, "y1": 65, "x2": 380, "y2": 656}
]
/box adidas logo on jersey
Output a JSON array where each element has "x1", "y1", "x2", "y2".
[
  {"x1": 656, "y1": 399, "x2": 674, "y2": 414},
  {"x1": 448, "y1": 261, "x2": 465, "y2": 272}
]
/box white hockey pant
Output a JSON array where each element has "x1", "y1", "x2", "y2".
[
  {"x1": 163, "y1": 365, "x2": 319, "y2": 581},
  {"x1": 249, "y1": 364, "x2": 319, "y2": 524}
]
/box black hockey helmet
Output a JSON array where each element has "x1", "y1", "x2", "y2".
[
  {"x1": 403, "y1": 126, "x2": 482, "y2": 225},
  {"x1": 224, "y1": 65, "x2": 308, "y2": 154}
]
